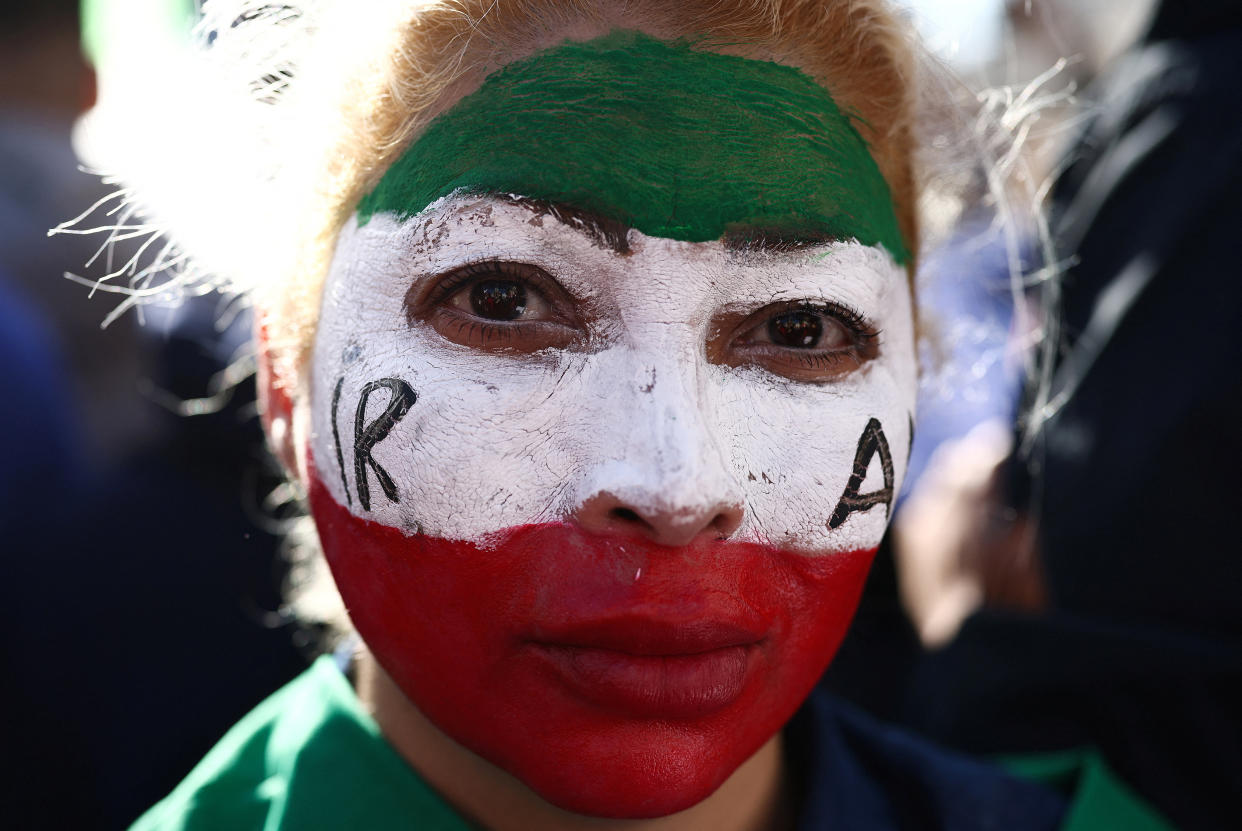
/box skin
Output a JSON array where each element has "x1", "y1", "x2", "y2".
[{"x1": 267, "y1": 26, "x2": 918, "y2": 831}]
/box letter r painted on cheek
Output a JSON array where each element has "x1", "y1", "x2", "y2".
[{"x1": 337, "y1": 377, "x2": 418, "y2": 512}]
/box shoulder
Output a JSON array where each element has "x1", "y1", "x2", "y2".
[
  {"x1": 130, "y1": 657, "x2": 458, "y2": 831},
  {"x1": 128, "y1": 659, "x2": 333, "y2": 831},
  {"x1": 791, "y1": 687, "x2": 1068, "y2": 831}
]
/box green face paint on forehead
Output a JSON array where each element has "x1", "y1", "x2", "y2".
[{"x1": 357, "y1": 30, "x2": 909, "y2": 264}]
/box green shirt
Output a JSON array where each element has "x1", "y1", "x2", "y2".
[
  {"x1": 131, "y1": 657, "x2": 1172, "y2": 831},
  {"x1": 131, "y1": 657, "x2": 469, "y2": 831}
]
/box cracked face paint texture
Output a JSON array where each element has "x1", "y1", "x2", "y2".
[
  {"x1": 357, "y1": 30, "x2": 908, "y2": 264},
  {"x1": 308, "y1": 35, "x2": 916, "y2": 821}
]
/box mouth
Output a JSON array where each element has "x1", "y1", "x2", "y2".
[{"x1": 529, "y1": 618, "x2": 767, "y2": 719}]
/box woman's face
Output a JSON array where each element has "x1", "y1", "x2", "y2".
[{"x1": 304, "y1": 32, "x2": 916, "y2": 819}]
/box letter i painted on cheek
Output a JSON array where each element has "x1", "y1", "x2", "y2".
[
  {"x1": 828, "y1": 417, "x2": 895, "y2": 530},
  {"x1": 331, "y1": 377, "x2": 352, "y2": 507},
  {"x1": 352, "y1": 378, "x2": 417, "y2": 511}
]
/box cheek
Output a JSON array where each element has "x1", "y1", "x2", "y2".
[
  {"x1": 309, "y1": 457, "x2": 875, "y2": 819},
  {"x1": 719, "y1": 370, "x2": 914, "y2": 551},
  {"x1": 310, "y1": 325, "x2": 572, "y2": 539}
]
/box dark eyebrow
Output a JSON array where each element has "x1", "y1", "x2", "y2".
[
  {"x1": 496, "y1": 196, "x2": 839, "y2": 255},
  {"x1": 501, "y1": 195, "x2": 633, "y2": 255},
  {"x1": 722, "y1": 229, "x2": 844, "y2": 254}
]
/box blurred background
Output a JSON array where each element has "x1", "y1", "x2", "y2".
[
  {"x1": 1, "y1": 4, "x2": 307, "y2": 829},
  {"x1": 2, "y1": 1, "x2": 1239, "y2": 829}
]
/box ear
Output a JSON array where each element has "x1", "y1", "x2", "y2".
[{"x1": 254, "y1": 311, "x2": 299, "y2": 477}]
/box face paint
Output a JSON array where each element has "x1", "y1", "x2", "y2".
[
  {"x1": 316, "y1": 201, "x2": 913, "y2": 546},
  {"x1": 309, "y1": 197, "x2": 916, "y2": 816},
  {"x1": 309, "y1": 478, "x2": 875, "y2": 818},
  {"x1": 357, "y1": 30, "x2": 908, "y2": 263},
  {"x1": 306, "y1": 32, "x2": 917, "y2": 820}
]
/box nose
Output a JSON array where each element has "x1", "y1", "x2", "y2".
[
  {"x1": 575, "y1": 489, "x2": 744, "y2": 548},
  {"x1": 569, "y1": 344, "x2": 745, "y2": 547}
]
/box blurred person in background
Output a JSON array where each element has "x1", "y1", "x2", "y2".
[
  {"x1": 895, "y1": 2, "x2": 1242, "y2": 828},
  {"x1": 0, "y1": 1, "x2": 157, "y2": 469},
  {"x1": 2, "y1": 3, "x2": 306, "y2": 829}
]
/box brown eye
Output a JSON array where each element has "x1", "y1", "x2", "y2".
[
  {"x1": 768, "y1": 311, "x2": 823, "y2": 348},
  {"x1": 471, "y1": 280, "x2": 527, "y2": 320},
  {"x1": 406, "y1": 260, "x2": 582, "y2": 353},
  {"x1": 708, "y1": 301, "x2": 879, "y2": 383}
]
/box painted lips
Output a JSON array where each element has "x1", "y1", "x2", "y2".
[{"x1": 530, "y1": 619, "x2": 766, "y2": 718}]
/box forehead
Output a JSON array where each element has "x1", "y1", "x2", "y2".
[{"x1": 357, "y1": 30, "x2": 907, "y2": 264}]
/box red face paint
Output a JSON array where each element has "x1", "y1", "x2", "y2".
[{"x1": 309, "y1": 465, "x2": 875, "y2": 819}]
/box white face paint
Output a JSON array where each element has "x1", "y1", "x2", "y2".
[{"x1": 310, "y1": 194, "x2": 916, "y2": 554}]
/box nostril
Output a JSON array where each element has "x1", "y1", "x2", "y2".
[
  {"x1": 710, "y1": 509, "x2": 744, "y2": 540},
  {"x1": 578, "y1": 493, "x2": 743, "y2": 546},
  {"x1": 610, "y1": 507, "x2": 644, "y2": 524}
]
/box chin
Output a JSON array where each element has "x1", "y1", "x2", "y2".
[
  {"x1": 418, "y1": 664, "x2": 790, "y2": 820},
  {"x1": 511, "y1": 731, "x2": 756, "y2": 819}
]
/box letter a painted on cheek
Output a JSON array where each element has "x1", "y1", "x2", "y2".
[
  {"x1": 353, "y1": 378, "x2": 417, "y2": 511},
  {"x1": 828, "y1": 418, "x2": 895, "y2": 529}
]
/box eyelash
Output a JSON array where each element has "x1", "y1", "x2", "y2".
[
  {"x1": 755, "y1": 301, "x2": 880, "y2": 348},
  {"x1": 412, "y1": 258, "x2": 581, "y2": 349},
  {"x1": 807, "y1": 301, "x2": 877, "y2": 342},
  {"x1": 791, "y1": 351, "x2": 856, "y2": 370},
  {"x1": 431, "y1": 264, "x2": 875, "y2": 330},
  {"x1": 423, "y1": 259, "x2": 539, "y2": 307},
  {"x1": 440, "y1": 316, "x2": 521, "y2": 345},
  {"x1": 817, "y1": 301, "x2": 873, "y2": 337}
]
